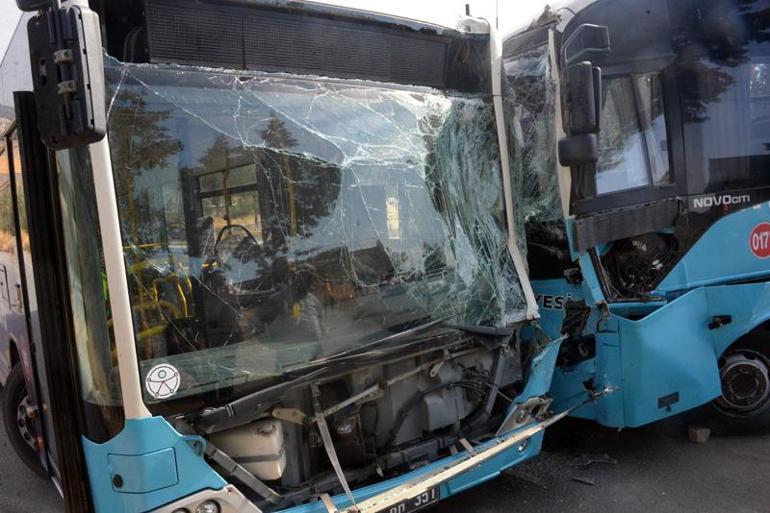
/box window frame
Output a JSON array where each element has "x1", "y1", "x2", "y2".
[
  {"x1": 679, "y1": 49, "x2": 770, "y2": 196},
  {"x1": 572, "y1": 60, "x2": 687, "y2": 216}
]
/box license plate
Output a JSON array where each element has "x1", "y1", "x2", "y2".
[{"x1": 378, "y1": 486, "x2": 440, "y2": 513}]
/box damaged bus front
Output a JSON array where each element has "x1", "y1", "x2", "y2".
[
  {"x1": 506, "y1": 0, "x2": 770, "y2": 435},
  {"x1": 1, "y1": 1, "x2": 599, "y2": 512}
]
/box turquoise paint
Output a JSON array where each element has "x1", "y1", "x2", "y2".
[
  {"x1": 82, "y1": 417, "x2": 226, "y2": 513},
  {"x1": 81, "y1": 341, "x2": 565, "y2": 513},
  {"x1": 108, "y1": 448, "x2": 178, "y2": 493},
  {"x1": 532, "y1": 278, "x2": 583, "y2": 340},
  {"x1": 280, "y1": 431, "x2": 544, "y2": 513},
  {"x1": 533, "y1": 205, "x2": 770, "y2": 430},
  {"x1": 660, "y1": 204, "x2": 770, "y2": 292},
  {"x1": 540, "y1": 280, "x2": 770, "y2": 429},
  {"x1": 282, "y1": 340, "x2": 563, "y2": 513},
  {"x1": 703, "y1": 282, "x2": 770, "y2": 357},
  {"x1": 612, "y1": 288, "x2": 721, "y2": 427}
]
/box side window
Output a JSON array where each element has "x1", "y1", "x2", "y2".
[
  {"x1": 597, "y1": 73, "x2": 670, "y2": 195},
  {"x1": 10, "y1": 131, "x2": 28, "y2": 260},
  {"x1": 680, "y1": 53, "x2": 770, "y2": 193},
  {"x1": 0, "y1": 137, "x2": 14, "y2": 254}
]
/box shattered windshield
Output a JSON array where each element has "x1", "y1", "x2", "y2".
[
  {"x1": 504, "y1": 43, "x2": 570, "y2": 278},
  {"x1": 104, "y1": 57, "x2": 527, "y2": 405}
]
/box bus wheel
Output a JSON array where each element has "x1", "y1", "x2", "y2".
[
  {"x1": 701, "y1": 349, "x2": 770, "y2": 435},
  {"x1": 2, "y1": 365, "x2": 46, "y2": 477}
]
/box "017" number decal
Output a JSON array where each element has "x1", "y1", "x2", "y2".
[{"x1": 750, "y1": 222, "x2": 770, "y2": 259}]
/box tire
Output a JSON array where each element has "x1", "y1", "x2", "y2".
[
  {"x1": 2, "y1": 364, "x2": 47, "y2": 477},
  {"x1": 691, "y1": 348, "x2": 770, "y2": 436}
]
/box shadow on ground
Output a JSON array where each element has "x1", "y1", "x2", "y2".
[{"x1": 0, "y1": 406, "x2": 768, "y2": 513}]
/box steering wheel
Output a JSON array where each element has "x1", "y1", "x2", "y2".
[
  {"x1": 213, "y1": 224, "x2": 260, "y2": 264},
  {"x1": 210, "y1": 224, "x2": 278, "y2": 300}
]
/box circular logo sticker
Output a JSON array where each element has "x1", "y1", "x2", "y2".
[
  {"x1": 750, "y1": 222, "x2": 770, "y2": 259},
  {"x1": 145, "y1": 364, "x2": 181, "y2": 399}
]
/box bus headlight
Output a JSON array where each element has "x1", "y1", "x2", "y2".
[{"x1": 195, "y1": 500, "x2": 221, "y2": 513}]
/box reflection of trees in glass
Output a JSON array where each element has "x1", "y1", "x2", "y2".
[
  {"x1": 109, "y1": 91, "x2": 182, "y2": 244},
  {"x1": 261, "y1": 114, "x2": 298, "y2": 150},
  {"x1": 257, "y1": 115, "x2": 339, "y2": 244},
  {"x1": 261, "y1": 114, "x2": 299, "y2": 239},
  {"x1": 0, "y1": 180, "x2": 14, "y2": 253},
  {"x1": 676, "y1": 0, "x2": 770, "y2": 122},
  {"x1": 195, "y1": 116, "x2": 340, "y2": 250}
]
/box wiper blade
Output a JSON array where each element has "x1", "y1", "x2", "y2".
[
  {"x1": 284, "y1": 313, "x2": 460, "y2": 373},
  {"x1": 448, "y1": 324, "x2": 516, "y2": 338},
  {"x1": 193, "y1": 368, "x2": 326, "y2": 434}
]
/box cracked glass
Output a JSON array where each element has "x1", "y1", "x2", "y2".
[
  {"x1": 104, "y1": 57, "x2": 527, "y2": 405},
  {"x1": 504, "y1": 43, "x2": 570, "y2": 275}
]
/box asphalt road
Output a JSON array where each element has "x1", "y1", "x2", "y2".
[{"x1": 0, "y1": 410, "x2": 768, "y2": 513}]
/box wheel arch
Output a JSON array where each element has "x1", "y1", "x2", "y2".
[
  {"x1": 1, "y1": 336, "x2": 21, "y2": 385},
  {"x1": 719, "y1": 317, "x2": 770, "y2": 360},
  {"x1": 9, "y1": 339, "x2": 20, "y2": 367}
]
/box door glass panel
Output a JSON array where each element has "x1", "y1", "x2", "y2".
[
  {"x1": 0, "y1": 139, "x2": 13, "y2": 257},
  {"x1": 0, "y1": 138, "x2": 16, "y2": 312},
  {"x1": 597, "y1": 73, "x2": 669, "y2": 195},
  {"x1": 0, "y1": 137, "x2": 11, "y2": 315},
  {"x1": 9, "y1": 128, "x2": 59, "y2": 468}
]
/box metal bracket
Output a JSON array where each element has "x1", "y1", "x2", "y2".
[
  {"x1": 496, "y1": 395, "x2": 554, "y2": 437},
  {"x1": 311, "y1": 383, "x2": 359, "y2": 511},
  {"x1": 203, "y1": 440, "x2": 282, "y2": 505},
  {"x1": 26, "y1": 1, "x2": 106, "y2": 149}
]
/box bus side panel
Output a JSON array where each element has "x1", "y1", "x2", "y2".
[
  {"x1": 659, "y1": 204, "x2": 770, "y2": 292},
  {"x1": 615, "y1": 289, "x2": 721, "y2": 427},
  {"x1": 702, "y1": 282, "x2": 770, "y2": 358}
]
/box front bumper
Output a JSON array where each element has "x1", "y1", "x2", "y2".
[{"x1": 153, "y1": 410, "x2": 567, "y2": 513}]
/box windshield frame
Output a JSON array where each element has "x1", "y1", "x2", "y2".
[{"x1": 99, "y1": 55, "x2": 534, "y2": 414}]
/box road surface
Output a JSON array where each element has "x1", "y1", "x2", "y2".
[{"x1": 0, "y1": 408, "x2": 767, "y2": 513}]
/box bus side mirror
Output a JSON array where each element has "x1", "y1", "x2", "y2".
[
  {"x1": 558, "y1": 63, "x2": 602, "y2": 165},
  {"x1": 558, "y1": 23, "x2": 609, "y2": 167},
  {"x1": 558, "y1": 133, "x2": 597, "y2": 166},
  {"x1": 25, "y1": 1, "x2": 106, "y2": 150},
  {"x1": 562, "y1": 24, "x2": 610, "y2": 67},
  {"x1": 565, "y1": 62, "x2": 601, "y2": 135},
  {"x1": 16, "y1": 0, "x2": 50, "y2": 10}
]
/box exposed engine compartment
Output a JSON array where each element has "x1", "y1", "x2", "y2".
[
  {"x1": 190, "y1": 333, "x2": 525, "y2": 509},
  {"x1": 602, "y1": 232, "x2": 678, "y2": 298}
]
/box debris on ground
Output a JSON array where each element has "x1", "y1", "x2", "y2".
[
  {"x1": 571, "y1": 476, "x2": 596, "y2": 486},
  {"x1": 569, "y1": 453, "x2": 618, "y2": 467},
  {"x1": 687, "y1": 425, "x2": 711, "y2": 444}
]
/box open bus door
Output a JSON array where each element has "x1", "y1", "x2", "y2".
[
  {"x1": 0, "y1": 119, "x2": 52, "y2": 478},
  {"x1": 12, "y1": 90, "x2": 96, "y2": 512}
]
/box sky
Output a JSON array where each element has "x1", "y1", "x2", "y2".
[{"x1": 0, "y1": 0, "x2": 551, "y2": 62}]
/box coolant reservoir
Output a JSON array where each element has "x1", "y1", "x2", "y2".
[{"x1": 211, "y1": 419, "x2": 287, "y2": 481}]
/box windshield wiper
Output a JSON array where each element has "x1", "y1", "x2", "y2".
[
  {"x1": 284, "y1": 313, "x2": 461, "y2": 374},
  {"x1": 447, "y1": 324, "x2": 516, "y2": 338},
  {"x1": 193, "y1": 368, "x2": 326, "y2": 434},
  {"x1": 192, "y1": 313, "x2": 488, "y2": 434}
]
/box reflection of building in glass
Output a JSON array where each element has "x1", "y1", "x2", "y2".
[
  {"x1": 386, "y1": 196, "x2": 401, "y2": 240},
  {"x1": 102, "y1": 55, "x2": 526, "y2": 401}
]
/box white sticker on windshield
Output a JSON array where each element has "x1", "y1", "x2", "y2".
[{"x1": 145, "y1": 364, "x2": 181, "y2": 400}]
